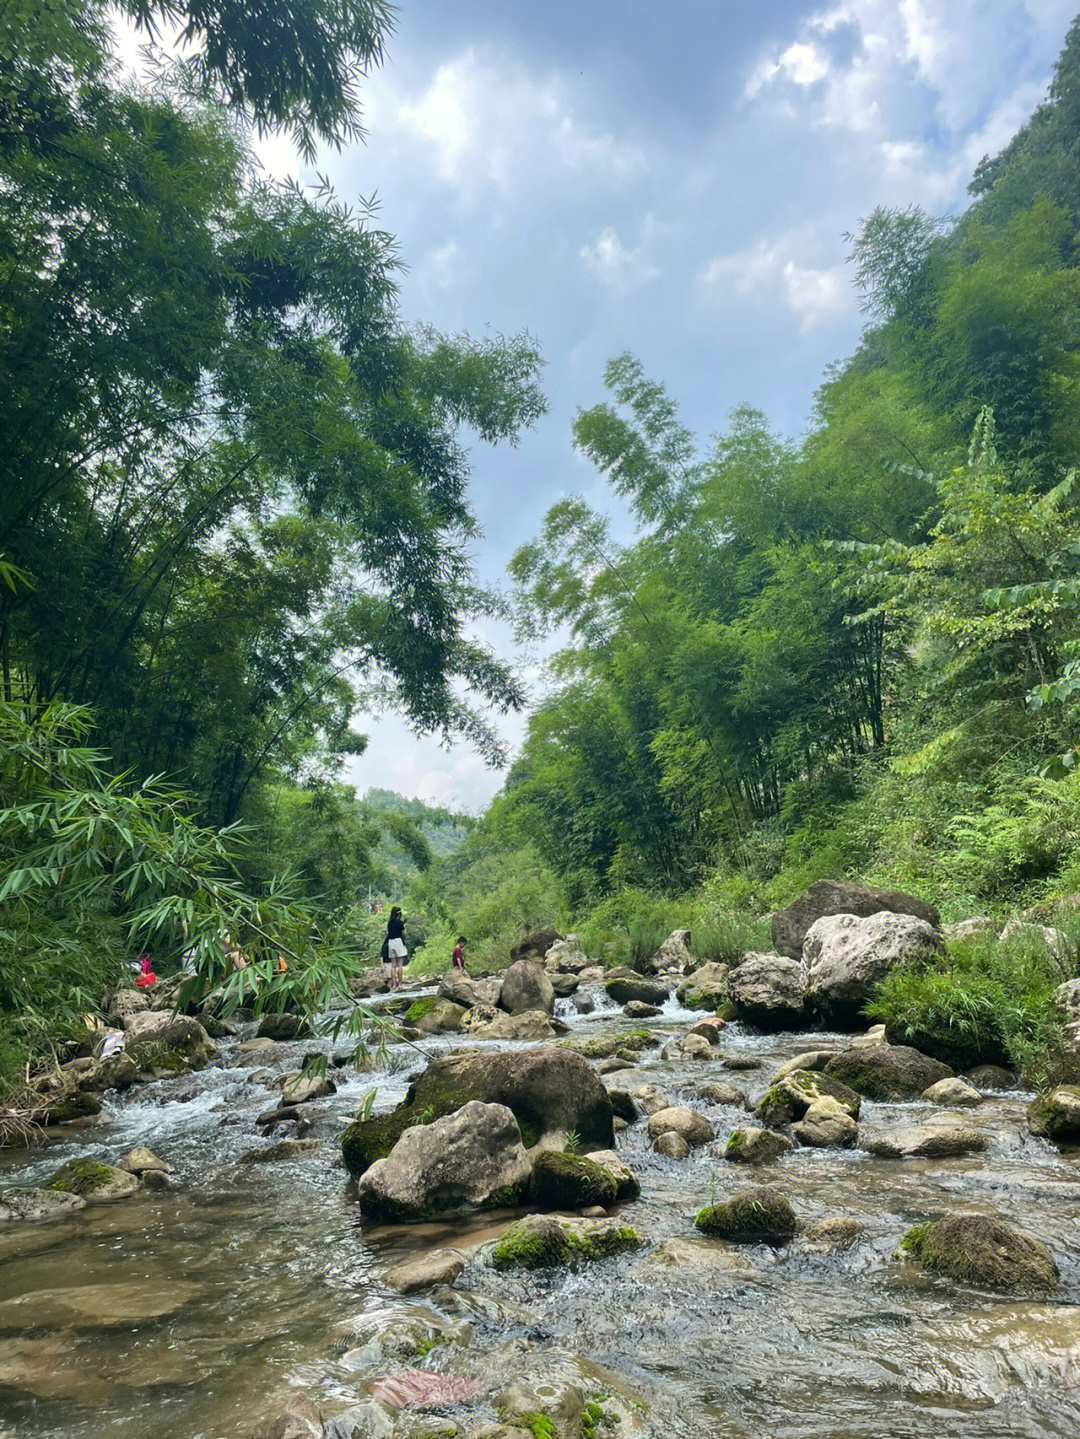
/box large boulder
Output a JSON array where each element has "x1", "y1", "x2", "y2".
[
  {"x1": 499, "y1": 959, "x2": 555, "y2": 1015},
  {"x1": 437, "y1": 972, "x2": 500, "y2": 1008},
  {"x1": 772, "y1": 880, "x2": 941, "y2": 960},
  {"x1": 676, "y1": 963, "x2": 729, "y2": 1010},
  {"x1": 356, "y1": 1101, "x2": 532, "y2": 1220},
  {"x1": 341, "y1": 1045, "x2": 614, "y2": 1178},
  {"x1": 604, "y1": 975, "x2": 670, "y2": 1007},
  {"x1": 901, "y1": 1213, "x2": 1058, "y2": 1292},
  {"x1": 647, "y1": 929, "x2": 693, "y2": 975},
  {"x1": 1027, "y1": 1085, "x2": 1080, "y2": 1141},
  {"x1": 791, "y1": 1098, "x2": 858, "y2": 1149},
  {"x1": 804, "y1": 912, "x2": 944, "y2": 1023},
  {"x1": 509, "y1": 929, "x2": 561, "y2": 964},
  {"x1": 402, "y1": 997, "x2": 468, "y2": 1034},
  {"x1": 724, "y1": 1127, "x2": 793, "y2": 1164},
  {"x1": 546, "y1": 944, "x2": 592, "y2": 974},
  {"x1": 727, "y1": 953, "x2": 807, "y2": 1029},
  {"x1": 695, "y1": 1185, "x2": 796, "y2": 1244},
  {"x1": 473, "y1": 1009, "x2": 555, "y2": 1040},
  {"x1": 825, "y1": 1043, "x2": 952, "y2": 1100},
  {"x1": 256, "y1": 1012, "x2": 311, "y2": 1041}
]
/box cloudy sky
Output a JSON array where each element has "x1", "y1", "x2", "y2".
[{"x1": 257, "y1": 1, "x2": 1076, "y2": 811}]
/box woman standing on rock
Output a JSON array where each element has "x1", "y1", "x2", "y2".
[{"x1": 386, "y1": 906, "x2": 407, "y2": 990}]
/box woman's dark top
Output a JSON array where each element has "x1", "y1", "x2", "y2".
[{"x1": 387, "y1": 916, "x2": 405, "y2": 940}]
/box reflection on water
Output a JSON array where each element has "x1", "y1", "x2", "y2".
[{"x1": 1, "y1": 988, "x2": 1079, "y2": 1438}]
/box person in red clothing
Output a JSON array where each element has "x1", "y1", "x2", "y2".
[
  {"x1": 451, "y1": 936, "x2": 467, "y2": 972},
  {"x1": 135, "y1": 953, "x2": 157, "y2": 989}
]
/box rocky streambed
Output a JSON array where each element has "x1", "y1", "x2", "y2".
[{"x1": 2, "y1": 955, "x2": 1080, "y2": 1439}]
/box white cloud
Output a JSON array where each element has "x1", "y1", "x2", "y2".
[
  {"x1": 701, "y1": 240, "x2": 851, "y2": 333},
  {"x1": 374, "y1": 46, "x2": 645, "y2": 200},
  {"x1": 579, "y1": 226, "x2": 661, "y2": 290}
]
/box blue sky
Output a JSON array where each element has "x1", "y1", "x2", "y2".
[{"x1": 251, "y1": 1, "x2": 1078, "y2": 811}]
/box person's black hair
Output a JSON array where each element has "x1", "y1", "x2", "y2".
[
  {"x1": 456, "y1": 935, "x2": 467, "y2": 945},
  {"x1": 389, "y1": 905, "x2": 403, "y2": 921}
]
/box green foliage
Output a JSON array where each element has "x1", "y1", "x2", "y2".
[{"x1": 866, "y1": 929, "x2": 1069, "y2": 1079}]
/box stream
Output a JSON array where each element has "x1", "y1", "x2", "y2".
[{"x1": 2, "y1": 983, "x2": 1080, "y2": 1438}]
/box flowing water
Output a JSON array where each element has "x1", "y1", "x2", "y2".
[{"x1": 2, "y1": 985, "x2": 1080, "y2": 1438}]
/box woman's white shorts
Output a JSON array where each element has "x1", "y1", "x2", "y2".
[{"x1": 388, "y1": 937, "x2": 407, "y2": 960}]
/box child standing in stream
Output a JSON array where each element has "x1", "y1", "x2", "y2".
[{"x1": 451, "y1": 935, "x2": 467, "y2": 973}]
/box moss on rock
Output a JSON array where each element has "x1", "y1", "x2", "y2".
[
  {"x1": 404, "y1": 997, "x2": 437, "y2": 1024},
  {"x1": 45, "y1": 1157, "x2": 137, "y2": 1201},
  {"x1": 755, "y1": 1070, "x2": 860, "y2": 1127},
  {"x1": 694, "y1": 1185, "x2": 796, "y2": 1244},
  {"x1": 530, "y1": 1151, "x2": 618, "y2": 1210},
  {"x1": 901, "y1": 1213, "x2": 1058, "y2": 1292},
  {"x1": 45, "y1": 1091, "x2": 101, "y2": 1124},
  {"x1": 491, "y1": 1214, "x2": 642, "y2": 1270},
  {"x1": 1026, "y1": 1084, "x2": 1080, "y2": 1140}
]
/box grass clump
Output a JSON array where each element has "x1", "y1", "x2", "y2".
[{"x1": 865, "y1": 929, "x2": 1068, "y2": 1079}]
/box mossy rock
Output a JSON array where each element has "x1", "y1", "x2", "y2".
[
  {"x1": 45, "y1": 1158, "x2": 138, "y2": 1202},
  {"x1": 126, "y1": 1017, "x2": 215, "y2": 1076},
  {"x1": 901, "y1": 1213, "x2": 1058, "y2": 1292},
  {"x1": 491, "y1": 1213, "x2": 642, "y2": 1270},
  {"x1": 404, "y1": 997, "x2": 437, "y2": 1024},
  {"x1": 724, "y1": 1127, "x2": 793, "y2": 1164},
  {"x1": 342, "y1": 1108, "x2": 424, "y2": 1177},
  {"x1": 695, "y1": 1185, "x2": 796, "y2": 1245},
  {"x1": 255, "y1": 1012, "x2": 311, "y2": 1041},
  {"x1": 824, "y1": 1044, "x2": 951, "y2": 1101},
  {"x1": 1026, "y1": 1084, "x2": 1080, "y2": 1140},
  {"x1": 755, "y1": 1070, "x2": 860, "y2": 1128},
  {"x1": 530, "y1": 1151, "x2": 618, "y2": 1210},
  {"x1": 45, "y1": 1091, "x2": 102, "y2": 1125}
]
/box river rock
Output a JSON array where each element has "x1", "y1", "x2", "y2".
[
  {"x1": 510, "y1": 929, "x2": 561, "y2": 964},
  {"x1": 256, "y1": 1013, "x2": 311, "y2": 1041},
  {"x1": 865, "y1": 1121, "x2": 988, "y2": 1158},
  {"x1": 342, "y1": 1045, "x2": 614, "y2": 1177},
  {"x1": 770, "y1": 1050, "x2": 837, "y2": 1081},
  {"x1": 756, "y1": 1069, "x2": 861, "y2": 1127},
  {"x1": 357, "y1": 1101, "x2": 532, "y2": 1220},
  {"x1": 437, "y1": 972, "x2": 500, "y2": 1008},
  {"x1": 645, "y1": 928, "x2": 693, "y2": 975},
  {"x1": 497, "y1": 1380, "x2": 584, "y2": 1436},
  {"x1": 624, "y1": 1000, "x2": 662, "y2": 1019},
  {"x1": 490, "y1": 1213, "x2": 642, "y2": 1269},
  {"x1": 603, "y1": 1087, "x2": 638, "y2": 1123},
  {"x1": 0, "y1": 1187, "x2": 87, "y2": 1223},
  {"x1": 119, "y1": 1146, "x2": 170, "y2": 1176},
  {"x1": 546, "y1": 944, "x2": 592, "y2": 974},
  {"x1": 44, "y1": 1090, "x2": 101, "y2": 1125},
  {"x1": 499, "y1": 959, "x2": 555, "y2": 1015},
  {"x1": 695, "y1": 1185, "x2": 796, "y2": 1244},
  {"x1": 572, "y1": 992, "x2": 595, "y2": 1015},
  {"x1": 413, "y1": 998, "x2": 470, "y2": 1034},
  {"x1": 240, "y1": 1139, "x2": 321, "y2": 1163},
  {"x1": 922, "y1": 1077, "x2": 982, "y2": 1107},
  {"x1": 696, "y1": 1081, "x2": 746, "y2": 1106},
  {"x1": 605, "y1": 975, "x2": 670, "y2": 1006},
  {"x1": 791, "y1": 1098, "x2": 858, "y2": 1148},
  {"x1": 804, "y1": 912, "x2": 944, "y2": 1022},
  {"x1": 245, "y1": 1392, "x2": 325, "y2": 1439},
  {"x1": 107, "y1": 987, "x2": 149, "y2": 1022},
  {"x1": 944, "y1": 916, "x2": 994, "y2": 943},
  {"x1": 825, "y1": 1042, "x2": 952, "y2": 1100},
  {"x1": 653, "y1": 1131, "x2": 691, "y2": 1159},
  {"x1": 530, "y1": 1151, "x2": 618, "y2": 1209},
  {"x1": 549, "y1": 972, "x2": 579, "y2": 998},
  {"x1": 662, "y1": 1033, "x2": 714, "y2": 1062},
  {"x1": 1053, "y1": 978, "x2": 1080, "y2": 1019},
  {"x1": 965, "y1": 1063, "x2": 1017, "y2": 1090},
  {"x1": 721, "y1": 1054, "x2": 762, "y2": 1071},
  {"x1": 0, "y1": 1280, "x2": 201, "y2": 1331},
  {"x1": 646, "y1": 1106, "x2": 715, "y2": 1147},
  {"x1": 676, "y1": 962, "x2": 729, "y2": 1009},
  {"x1": 724, "y1": 1127, "x2": 793, "y2": 1164},
  {"x1": 689, "y1": 1016, "x2": 724, "y2": 1043},
  {"x1": 45, "y1": 1158, "x2": 139, "y2": 1202},
  {"x1": 282, "y1": 1071, "x2": 335, "y2": 1104},
  {"x1": 585, "y1": 1149, "x2": 640, "y2": 1201},
  {"x1": 1000, "y1": 917, "x2": 1071, "y2": 961},
  {"x1": 902, "y1": 1213, "x2": 1058, "y2": 1292},
  {"x1": 1027, "y1": 1085, "x2": 1080, "y2": 1140},
  {"x1": 474, "y1": 1009, "x2": 555, "y2": 1040},
  {"x1": 801, "y1": 1216, "x2": 864, "y2": 1252},
  {"x1": 382, "y1": 1249, "x2": 466, "y2": 1294},
  {"x1": 727, "y1": 952, "x2": 807, "y2": 1028},
  {"x1": 772, "y1": 879, "x2": 941, "y2": 960}
]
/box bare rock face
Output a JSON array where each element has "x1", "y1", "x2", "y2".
[
  {"x1": 803, "y1": 912, "x2": 944, "y2": 1023},
  {"x1": 676, "y1": 962, "x2": 729, "y2": 1010},
  {"x1": 791, "y1": 1098, "x2": 858, "y2": 1149},
  {"x1": 499, "y1": 959, "x2": 555, "y2": 1016},
  {"x1": 727, "y1": 952, "x2": 807, "y2": 1029},
  {"x1": 772, "y1": 880, "x2": 940, "y2": 961},
  {"x1": 646, "y1": 1106, "x2": 714, "y2": 1147},
  {"x1": 825, "y1": 1043, "x2": 952, "y2": 1100},
  {"x1": 865, "y1": 1121, "x2": 988, "y2": 1159},
  {"x1": 509, "y1": 929, "x2": 561, "y2": 963},
  {"x1": 646, "y1": 929, "x2": 694, "y2": 975},
  {"x1": 0, "y1": 1187, "x2": 87, "y2": 1223},
  {"x1": 473, "y1": 1009, "x2": 555, "y2": 1041},
  {"x1": 382, "y1": 1248, "x2": 465, "y2": 1294},
  {"x1": 437, "y1": 971, "x2": 500, "y2": 1008},
  {"x1": 356, "y1": 1101, "x2": 532, "y2": 1220}
]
